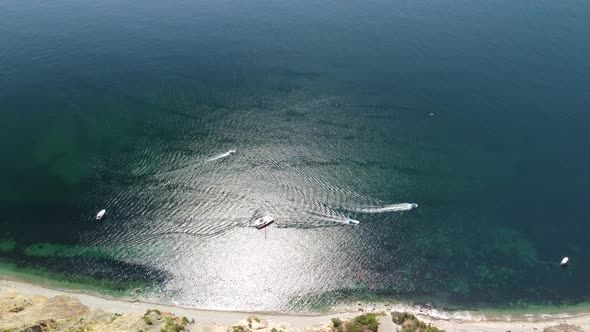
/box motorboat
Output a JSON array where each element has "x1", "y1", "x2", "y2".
[
  {"x1": 96, "y1": 209, "x2": 106, "y2": 220},
  {"x1": 253, "y1": 215, "x2": 274, "y2": 229},
  {"x1": 410, "y1": 203, "x2": 418, "y2": 209},
  {"x1": 561, "y1": 257, "x2": 569, "y2": 267},
  {"x1": 344, "y1": 218, "x2": 360, "y2": 225}
]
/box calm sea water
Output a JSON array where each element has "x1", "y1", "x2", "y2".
[{"x1": 1, "y1": 0, "x2": 590, "y2": 312}]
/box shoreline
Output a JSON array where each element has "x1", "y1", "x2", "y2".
[
  {"x1": 4, "y1": 267, "x2": 590, "y2": 322},
  {"x1": 3, "y1": 277, "x2": 590, "y2": 331},
  {"x1": 0, "y1": 277, "x2": 354, "y2": 329},
  {"x1": 0, "y1": 275, "x2": 337, "y2": 317}
]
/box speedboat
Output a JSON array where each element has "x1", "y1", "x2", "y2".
[
  {"x1": 345, "y1": 218, "x2": 360, "y2": 225},
  {"x1": 561, "y1": 257, "x2": 569, "y2": 267},
  {"x1": 96, "y1": 209, "x2": 106, "y2": 220},
  {"x1": 253, "y1": 215, "x2": 274, "y2": 229},
  {"x1": 410, "y1": 203, "x2": 418, "y2": 209}
]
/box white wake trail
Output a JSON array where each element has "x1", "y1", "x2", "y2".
[
  {"x1": 309, "y1": 212, "x2": 360, "y2": 225},
  {"x1": 350, "y1": 203, "x2": 418, "y2": 213},
  {"x1": 207, "y1": 150, "x2": 236, "y2": 162}
]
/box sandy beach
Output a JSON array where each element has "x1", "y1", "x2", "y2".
[
  {"x1": 0, "y1": 278, "x2": 353, "y2": 330},
  {"x1": 421, "y1": 315, "x2": 590, "y2": 332},
  {"x1": 2, "y1": 278, "x2": 590, "y2": 331}
]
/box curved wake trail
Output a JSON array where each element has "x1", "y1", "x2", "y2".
[
  {"x1": 207, "y1": 150, "x2": 236, "y2": 162},
  {"x1": 349, "y1": 203, "x2": 417, "y2": 213}
]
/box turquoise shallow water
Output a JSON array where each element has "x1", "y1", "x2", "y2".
[{"x1": 1, "y1": 0, "x2": 590, "y2": 312}]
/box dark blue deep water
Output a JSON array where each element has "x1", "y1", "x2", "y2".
[{"x1": 1, "y1": 0, "x2": 590, "y2": 312}]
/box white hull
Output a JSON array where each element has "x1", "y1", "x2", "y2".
[
  {"x1": 254, "y1": 215, "x2": 274, "y2": 229},
  {"x1": 344, "y1": 219, "x2": 360, "y2": 225},
  {"x1": 96, "y1": 209, "x2": 106, "y2": 220},
  {"x1": 561, "y1": 257, "x2": 569, "y2": 266}
]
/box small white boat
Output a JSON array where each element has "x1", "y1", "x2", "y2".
[
  {"x1": 253, "y1": 215, "x2": 274, "y2": 229},
  {"x1": 410, "y1": 203, "x2": 418, "y2": 209},
  {"x1": 561, "y1": 257, "x2": 569, "y2": 267},
  {"x1": 96, "y1": 209, "x2": 106, "y2": 220},
  {"x1": 344, "y1": 218, "x2": 360, "y2": 225}
]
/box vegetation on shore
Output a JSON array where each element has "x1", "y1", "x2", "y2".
[
  {"x1": 391, "y1": 312, "x2": 445, "y2": 332},
  {"x1": 331, "y1": 313, "x2": 380, "y2": 332},
  {"x1": 330, "y1": 312, "x2": 445, "y2": 332},
  {"x1": 143, "y1": 308, "x2": 193, "y2": 331}
]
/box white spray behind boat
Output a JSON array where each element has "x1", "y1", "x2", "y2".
[
  {"x1": 350, "y1": 202, "x2": 418, "y2": 213},
  {"x1": 207, "y1": 150, "x2": 236, "y2": 162}
]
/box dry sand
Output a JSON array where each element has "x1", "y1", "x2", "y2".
[{"x1": 420, "y1": 314, "x2": 590, "y2": 332}]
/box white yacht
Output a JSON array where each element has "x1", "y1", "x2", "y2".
[{"x1": 253, "y1": 215, "x2": 274, "y2": 229}]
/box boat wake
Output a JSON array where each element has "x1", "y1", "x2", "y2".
[
  {"x1": 207, "y1": 150, "x2": 236, "y2": 162},
  {"x1": 349, "y1": 203, "x2": 417, "y2": 213},
  {"x1": 309, "y1": 212, "x2": 359, "y2": 225}
]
